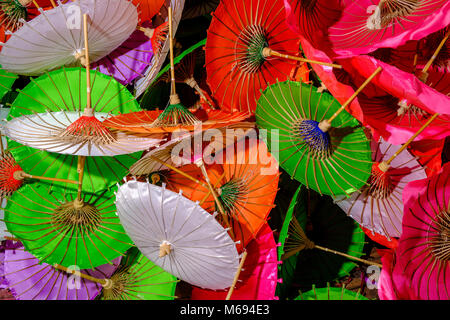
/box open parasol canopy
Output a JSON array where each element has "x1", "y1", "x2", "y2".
[
  {"x1": 5, "y1": 67, "x2": 152, "y2": 193},
  {"x1": 256, "y1": 80, "x2": 373, "y2": 197},
  {"x1": 133, "y1": 0, "x2": 165, "y2": 23},
  {"x1": 327, "y1": 0, "x2": 450, "y2": 57},
  {"x1": 115, "y1": 180, "x2": 241, "y2": 290},
  {"x1": 3, "y1": 244, "x2": 121, "y2": 300},
  {"x1": 3, "y1": 183, "x2": 134, "y2": 269},
  {"x1": 191, "y1": 224, "x2": 279, "y2": 300},
  {"x1": 0, "y1": 0, "x2": 138, "y2": 75},
  {"x1": 100, "y1": 247, "x2": 178, "y2": 300},
  {"x1": 334, "y1": 137, "x2": 427, "y2": 239},
  {"x1": 395, "y1": 162, "x2": 450, "y2": 299}
]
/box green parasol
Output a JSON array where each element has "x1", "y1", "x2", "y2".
[
  {"x1": 295, "y1": 283, "x2": 369, "y2": 300},
  {"x1": 276, "y1": 184, "x2": 307, "y2": 300},
  {"x1": 6, "y1": 67, "x2": 143, "y2": 194},
  {"x1": 280, "y1": 190, "x2": 370, "y2": 296},
  {"x1": 0, "y1": 66, "x2": 18, "y2": 101},
  {"x1": 256, "y1": 80, "x2": 373, "y2": 197},
  {"x1": 100, "y1": 247, "x2": 179, "y2": 300},
  {"x1": 3, "y1": 183, "x2": 134, "y2": 269}
]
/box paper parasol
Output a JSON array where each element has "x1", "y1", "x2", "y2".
[
  {"x1": 182, "y1": 0, "x2": 219, "y2": 19},
  {"x1": 0, "y1": 66, "x2": 17, "y2": 100},
  {"x1": 280, "y1": 191, "x2": 372, "y2": 293},
  {"x1": 295, "y1": 282, "x2": 369, "y2": 300},
  {"x1": 256, "y1": 80, "x2": 374, "y2": 197},
  {"x1": 205, "y1": 0, "x2": 321, "y2": 114},
  {"x1": 99, "y1": 247, "x2": 178, "y2": 300},
  {"x1": 0, "y1": 0, "x2": 139, "y2": 75},
  {"x1": 3, "y1": 244, "x2": 121, "y2": 300},
  {"x1": 395, "y1": 162, "x2": 450, "y2": 299},
  {"x1": 134, "y1": 0, "x2": 185, "y2": 97},
  {"x1": 191, "y1": 224, "x2": 279, "y2": 300},
  {"x1": 3, "y1": 183, "x2": 134, "y2": 269},
  {"x1": 115, "y1": 180, "x2": 240, "y2": 290},
  {"x1": 327, "y1": 0, "x2": 450, "y2": 57},
  {"x1": 276, "y1": 185, "x2": 307, "y2": 300},
  {"x1": 334, "y1": 137, "x2": 427, "y2": 239},
  {"x1": 5, "y1": 67, "x2": 149, "y2": 193},
  {"x1": 132, "y1": 0, "x2": 165, "y2": 22}
]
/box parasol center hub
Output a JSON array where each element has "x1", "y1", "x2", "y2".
[
  {"x1": 397, "y1": 99, "x2": 430, "y2": 118},
  {"x1": 17, "y1": 0, "x2": 33, "y2": 7},
  {"x1": 367, "y1": 162, "x2": 394, "y2": 199},
  {"x1": 236, "y1": 24, "x2": 269, "y2": 74},
  {"x1": 217, "y1": 178, "x2": 248, "y2": 214},
  {"x1": 52, "y1": 200, "x2": 103, "y2": 234},
  {"x1": 0, "y1": 153, "x2": 25, "y2": 197},
  {"x1": 366, "y1": 0, "x2": 420, "y2": 30},
  {"x1": 59, "y1": 115, "x2": 117, "y2": 146},
  {"x1": 429, "y1": 210, "x2": 450, "y2": 262},
  {"x1": 159, "y1": 240, "x2": 173, "y2": 258},
  {"x1": 74, "y1": 49, "x2": 88, "y2": 67},
  {"x1": 293, "y1": 119, "x2": 333, "y2": 159}
]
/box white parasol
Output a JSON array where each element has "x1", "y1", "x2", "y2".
[
  {"x1": 0, "y1": 0, "x2": 138, "y2": 75},
  {"x1": 115, "y1": 180, "x2": 240, "y2": 290}
]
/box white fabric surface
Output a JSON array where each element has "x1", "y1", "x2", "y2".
[
  {"x1": 0, "y1": 0, "x2": 138, "y2": 75},
  {"x1": 116, "y1": 181, "x2": 240, "y2": 290}
]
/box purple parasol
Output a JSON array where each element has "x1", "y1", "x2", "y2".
[
  {"x1": 92, "y1": 29, "x2": 154, "y2": 85},
  {"x1": 2, "y1": 245, "x2": 121, "y2": 300}
]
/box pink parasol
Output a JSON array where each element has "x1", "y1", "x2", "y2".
[
  {"x1": 190, "y1": 224, "x2": 279, "y2": 300},
  {"x1": 395, "y1": 162, "x2": 450, "y2": 299},
  {"x1": 91, "y1": 29, "x2": 154, "y2": 85},
  {"x1": 3, "y1": 244, "x2": 122, "y2": 300},
  {"x1": 326, "y1": 0, "x2": 450, "y2": 58}
]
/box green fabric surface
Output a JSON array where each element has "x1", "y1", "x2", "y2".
[
  {"x1": 0, "y1": 66, "x2": 18, "y2": 100},
  {"x1": 295, "y1": 284, "x2": 369, "y2": 300}
]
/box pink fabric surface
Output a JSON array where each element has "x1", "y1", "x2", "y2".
[{"x1": 190, "y1": 224, "x2": 279, "y2": 300}]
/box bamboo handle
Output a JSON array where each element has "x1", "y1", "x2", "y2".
[
  {"x1": 422, "y1": 29, "x2": 450, "y2": 75},
  {"x1": 49, "y1": 0, "x2": 56, "y2": 7},
  {"x1": 83, "y1": 14, "x2": 92, "y2": 112},
  {"x1": 168, "y1": 7, "x2": 176, "y2": 96},
  {"x1": 199, "y1": 172, "x2": 226, "y2": 206},
  {"x1": 148, "y1": 155, "x2": 208, "y2": 188},
  {"x1": 32, "y1": 0, "x2": 40, "y2": 8},
  {"x1": 0, "y1": 133, "x2": 4, "y2": 156},
  {"x1": 76, "y1": 156, "x2": 86, "y2": 203},
  {"x1": 315, "y1": 245, "x2": 382, "y2": 268},
  {"x1": 326, "y1": 67, "x2": 382, "y2": 125},
  {"x1": 226, "y1": 251, "x2": 248, "y2": 300},
  {"x1": 53, "y1": 263, "x2": 112, "y2": 287},
  {"x1": 263, "y1": 48, "x2": 342, "y2": 69},
  {"x1": 15, "y1": 171, "x2": 80, "y2": 185},
  {"x1": 197, "y1": 160, "x2": 234, "y2": 239},
  {"x1": 3, "y1": 236, "x2": 19, "y2": 241},
  {"x1": 385, "y1": 113, "x2": 439, "y2": 166}
]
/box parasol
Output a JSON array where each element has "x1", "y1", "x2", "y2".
[
  {"x1": 256, "y1": 79, "x2": 376, "y2": 197},
  {"x1": 334, "y1": 137, "x2": 427, "y2": 239},
  {"x1": 205, "y1": 0, "x2": 341, "y2": 114},
  {"x1": 281, "y1": 191, "x2": 376, "y2": 295},
  {"x1": 327, "y1": 0, "x2": 450, "y2": 58},
  {"x1": 132, "y1": 0, "x2": 165, "y2": 23},
  {"x1": 115, "y1": 180, "x2": 241, "y2": 290},
  {"x1": 134, "y1": 0, "x2": 185, "y2": 97},
  {"x1": 0, "y1": 0, "x2": 138, "y2": 76},
  {"x1": 0, "y1": 66, "x2": 17, "y2": 100},
  {"x1": 395, "y1": 162, "x2": 450, "y2": 299},
  {"x1": 5, "y1": 66, "x2": 151, "y2": 193},
  {"x1": 3, "y1": 183, "x2": 134, "y2": 269},
  {"x1": 100, "y1": 247, "x2": 178, "y2": 300},
  {"x1": 3, "y1": 244, "x2": 121, "y2": 300},
  {"x1": 295, "y1": 282, "x2": 369, "y2": 300},
  {"x1": 191, "y1": 224, "x2": 279, "y2": 300}
]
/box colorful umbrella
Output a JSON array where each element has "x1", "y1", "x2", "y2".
[
  {"x1": 134, "y1": 0, "x2": 185, "y2": 97},
  {"x1": 3, "y1": 183, "x2": 134, "y2": 269},
  {"x1": 205, "y1": 0, "x2": 336, "y2": 114},
  {"x1": 256, "y1": 80, "x2": 374, "y2": 197},
  {"x1": 281, "y1": 191, "x2": 374, "y2": 294},
  {"x1": 5, "y1": 67, "x2": 147, "y2": 194},
  {"x1": 132, "y1": 0, "x2": 166, "y2": 23},
  {"x1": 3, "y1": 244, "x2": 121, "y2": 300},
  {"x1": 100, "y1": 247, "x2": 178, "y2": 300},
  {"x1": 327, "y1": 0, "x2": 450, "y2": 57},
  {"x1": 0, "y1": 0, "x2": 138, "y2": 75},
  {"x1": 334, "y1": 137, "x2": 427, "y2": 239},
  {"x1": 182, "y1": 0, "x2": 219, "y2": 19},
  {"x1": 395, "y1": 162, "x2": 450, "y2": 299},
  {"x1": 295, "y1": 282, "x2": 369, "y2": 300},
  {"x1": 115, "y1": 180, "x2": 240, "y2": 290},
  {"x1": 191, "y1": 224, "x2": 279, "y2": 300}
]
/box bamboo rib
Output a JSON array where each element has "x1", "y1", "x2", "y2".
[{"x1": 263, "y1": 48, "x2": 342, "y2": 69}]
